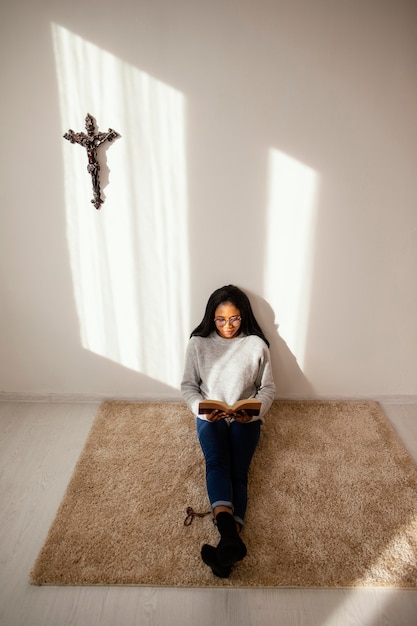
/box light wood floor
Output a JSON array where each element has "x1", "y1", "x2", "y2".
[{"x1": 1, "y1": 401, "x2": 417, "y2": 626}]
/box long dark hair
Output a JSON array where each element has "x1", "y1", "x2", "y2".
[{"x1": 191, "y1": 285, "x2": 270, "y2": 347}]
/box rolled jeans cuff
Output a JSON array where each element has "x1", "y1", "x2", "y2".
[
  {"x1": 211, "y1": 502, "x2": 244, "y2": 528},
  {"x1": 211, "y1": 499, "x2": 233, "y2": 512}
]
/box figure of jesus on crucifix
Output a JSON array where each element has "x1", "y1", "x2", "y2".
[{"x1": 64, "y1": 113, "x2": 119, "y2": 210}]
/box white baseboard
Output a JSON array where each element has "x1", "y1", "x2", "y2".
[
  {"x1": 1, "y1": 392, "x2": 417, "y2": 404},
  {"x1": 371, "y1": 394, "x2": 417, "y2": 404},
  {"x1": 0, "y1": 392, "x2": 183, "y2": 404},
  {"x1": 276, "y1": 394, "x2": 417, "y2": 405}
]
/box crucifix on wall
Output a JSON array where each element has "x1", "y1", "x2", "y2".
[{"x1": 64, "y1": 113, "x2": 120, "y2": 210}]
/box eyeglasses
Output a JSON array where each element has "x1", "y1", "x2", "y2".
[{"x1": 214, "y1": 316, "x2": 242, "y2": 327}]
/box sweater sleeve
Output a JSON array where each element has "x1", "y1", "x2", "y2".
[
  {"x1": 252, "y1": 345, "x2": 276, "y2": 421},
  {"x1": 180, "y1": 339, "x2": 204, "y2": 416}
]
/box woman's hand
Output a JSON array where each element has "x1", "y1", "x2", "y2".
[
  {"x1": 206, "y1": 409, "x2": 228, "y2": 422},
  {"x1": 233, "y1": 409, "x2": 252, "y2": 423}
]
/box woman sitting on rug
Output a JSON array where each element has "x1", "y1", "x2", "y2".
[{"x1": 181, "y1": 285, "x2": 275, "y2": 578}]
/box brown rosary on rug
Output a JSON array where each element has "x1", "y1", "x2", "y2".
[{"x1": 183, "y1": 506, "x2": 211, "y2": 526}]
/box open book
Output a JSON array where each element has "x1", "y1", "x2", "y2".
[{"x1": 198, "y1": 398, "x2": 262, "y2": 416}]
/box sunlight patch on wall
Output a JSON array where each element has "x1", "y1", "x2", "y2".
[
  {"x1": 264, "y1": 150, "x2": 318, "y2": 368},
  {"x1": 52, "y1": 23, "x2": 189, "y2": 388}
]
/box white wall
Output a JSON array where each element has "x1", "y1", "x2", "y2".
[{"x1": 1, "y1": 0, "x2": 416, "y2": 400}]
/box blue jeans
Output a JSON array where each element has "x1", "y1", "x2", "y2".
[{"x1": 196, "y1": 418, "x2": 261, "y2": 527}]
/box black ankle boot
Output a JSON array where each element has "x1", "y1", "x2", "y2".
[
  {"x1": 201, "y1": 544, "x2": 232, "y2": 578},
  {"x1": 215, "y1": 512, "x2": 247, "y2": 567}
]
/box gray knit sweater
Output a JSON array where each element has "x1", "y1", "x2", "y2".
[{"x1": 181, "y1": 332, "x2": 276, "y2": 422}]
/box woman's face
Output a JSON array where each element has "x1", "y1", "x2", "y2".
[{"x1": 214, "y1": 302, "x2": 242, "y2": 339}]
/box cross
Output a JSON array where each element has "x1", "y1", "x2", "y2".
[{"x1": 64, "y1": 113, "x2": 120, "y2": 210}]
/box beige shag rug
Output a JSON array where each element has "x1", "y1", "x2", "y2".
[{"x1": 31, "y1": 401, "x2": 417, "y2": 588}]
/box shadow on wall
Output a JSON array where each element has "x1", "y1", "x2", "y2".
[
  {"x1": 248, "y1": 290, "x2": 315, "y2": 399},
  {"x1": 55, "y1": 348, "x2": 183, "y2": 400}
]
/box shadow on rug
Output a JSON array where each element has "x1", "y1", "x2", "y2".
[{"x1": 31, "y1": 401, "x2": 417, "y2": 587}]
